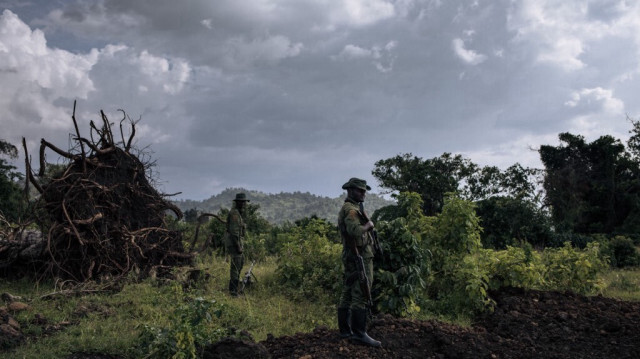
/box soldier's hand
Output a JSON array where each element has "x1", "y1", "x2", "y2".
[{"x1": 363, "y1": 220, "x2": 375, "y2": 232}]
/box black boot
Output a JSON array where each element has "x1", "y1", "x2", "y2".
[
  {"x1": 229, "y1": 279, "x2": 238, "y2": 297},
  {"x1": 337, "y1": 308, "x2": 352, "y2": 339},
  {"x1": 351, "y1": 309, "x2": 381, "y2": 347}
]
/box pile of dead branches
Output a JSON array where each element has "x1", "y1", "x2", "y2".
[{"x1": 12, "y1": 102, "x2": 193, "y2": 281}]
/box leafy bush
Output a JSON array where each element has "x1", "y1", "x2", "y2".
[
  {"x1": 547, "y1": 231, "x2": 596, "y2": 249},
  {"x1": 374, "y1": 217, "x2": 427, "y2": 316},
  {"x1": 479, "y1": 244, "x2": 546, "y2": 290},
  {"x1": 420, "y1": 194, "x2": 489, "y2": 313},
  {"x1": 604, "y1": 236, "x2": 639, "y2": 268},
  {"x1": 413, "y1": 193, "x2": 610, "y2": 316},
  {"x1": 275, "y1": 218, "x2": 342, "y2": 300},
  {"x1": 243, "y1": 233, "x2": 268, "y2": 262},
  {"x1": 541, "y1": 242, "x2": 608, "y2": 294},
  {"x1": 0, "y1": 139, "x2": 24, "y2": 222},
  {"x1": 475, "y1": 196, "x2": 553, "y2": 249},
  {"x1": 131, "y1": 295, "x2": 227, "y2": 359}
]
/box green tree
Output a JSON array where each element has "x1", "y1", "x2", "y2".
[
  {"x1": 184, "y1": 208, "x2": 199, "y2": 224},
  {"x1": 0, "y1": 139, "x2": 24, "y2": 222},
  {"x1": 243, "y1": 202, "x2": 272, "y2": 234},
  {"x1": 373, "y1": 153, "x2": 542, "y2": 216},
  {"x1": 627, "y1": 116, "x2": 640, "y2": 160},
  {"x1": 475, "y1": 196, "x2": 553, "y2": 249},
  {"x1": 372, "y1": 153, "x2": 477, "y2": 216},
  {"x1": 539, "y1": 132, "x2": 639, "y2": 235}
]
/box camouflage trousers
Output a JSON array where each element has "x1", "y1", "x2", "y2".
[
  {"x1": 226, "y1": 245, "x2": 244, "y2": 282},
  {"x1": 338, "y1": 249, "x2": 374, "y2": 310}
]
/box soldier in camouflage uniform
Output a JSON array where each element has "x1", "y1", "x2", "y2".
[
  {"x1": 337, "y1": 178, "x2": 382, "y2": 347},
  {"x1": 225, "y1": 193, "x2": 249, "y2": 296}
]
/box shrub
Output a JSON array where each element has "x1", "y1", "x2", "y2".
[
  {"x1": 131, "y1": 295, "x2": 227, "y2": 359},
  {"x1": 475, "y1": 197, "x2": 553, "y2": 249},
  {"x1": 547, "y1": 231, "x2": 596, "y2": 249},
  {"x1": 607, "y1": 236, "x2": 640, "y2": 268},
  {"x1": 415, "y1": 193, "x2": 609, "y2": 316},
  {"x1": 541, "y1": 242, "x2": 608, "y2": 294},
  {"x1": 275, "y1": 218, "x2": 342, "y2": 301},
  {"x1": 421, "y1": 194, "x2": 490, "y2": 314},
  {"x1": 480, "y1": 244, "x2": 546, "y2": 290},
  {"x1": 374, "y1": 218, "x2": 427, "y2": 316},
  {"x1": 243, "y1": 233, "x2": 268, "y2": 263}
]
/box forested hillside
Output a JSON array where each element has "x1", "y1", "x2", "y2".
[{"x1": 173, "y1": 188, "x2": 394, "y2": 224}]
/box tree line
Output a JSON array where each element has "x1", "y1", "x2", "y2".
[
  {"x1": 372, "y1": 120, "x2": 640, "y2": 257},
  {"x1": 174, "y1": 188, "x2": 393, "y2": 225},
  {"x1": 3, "y1": 119, "x2": 640, "y2": 266}
]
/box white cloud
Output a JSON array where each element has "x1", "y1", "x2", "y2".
[
  {"x1": 0, "y1": 9, "x2": 98, "y2": 142},
  {"x1": 0, "y1": 10, "x2": 97, "y2": 97},
  {"x1": 342, "y1": 0, "x2": 395, "y2": 25},
  {"x1": 506, "y1": 0, "x2": 640, "y2": 71},
  {"x1": 337, "y1": 44, "x2": 373, "y2": 59},
  {"x1": 200, "y1": 19, "x2": 213, "y2": 30},
  {"x1": 452, "y1": 38, "x2": 487, "y2": 65},
  {"x1": 320, "y1": 0, "x2": 395, "y2": 28},
  {"x1": 135, "y1": 51, "x2": 191, "y2": 95},
  {"x1": 564, "y1": 87, "x2": 626, "y2": 140},
  {"x1": 5, "y1": 0, "x2": 640, "y2": 201},
  {"x1": 564, "y1": 87, "x2": 624, "y2": 114},
  {"x1": 224, "y1": 34, "x2": 303, "y2": 68},
  {"x1": 333, "y1": 41, "x2": 397, "y2": 72},
  {"x1": 464, "y1": 132, "x2": 556, "y2": 170}
]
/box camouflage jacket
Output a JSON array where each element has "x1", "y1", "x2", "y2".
[
  {"x1": 338, "y1": 197, "x2": 374, "y2": 258},
  {"x1": 225, "y1": 207, "x2": 246, "y2": 248}
]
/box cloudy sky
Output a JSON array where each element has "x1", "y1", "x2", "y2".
[{"x1": 1, "y1": 0, "x2": 639, "y2": 200}]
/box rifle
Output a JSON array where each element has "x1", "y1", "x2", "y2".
[
  {"x1": 238, "y1": 261, "x2": 257, "y2": 294},
  {"x1": 359, "y1": 202, "x2": 383, "y2": 257},
  {"x1": 341, "y1": 222, "x2": 373, "y2": 308}
]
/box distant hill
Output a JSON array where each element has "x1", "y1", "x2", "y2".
[{"x1": 172, "y1": 188, "x2": 395, "y2": 224}]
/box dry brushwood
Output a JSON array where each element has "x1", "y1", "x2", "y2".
[{"x1": 10, "y1": 101, "x2": 193, "y2": 282}]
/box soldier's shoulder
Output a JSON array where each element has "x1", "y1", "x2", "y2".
[
  {"x1": 340, "y1": 202, "x2": 361, "y2": 220},
  {"x1": 229, "y1": 208, "x2": 241, "y2": 220},
  {"x1": 340, "y1": 201, "x2": 359, "y2": 212}
]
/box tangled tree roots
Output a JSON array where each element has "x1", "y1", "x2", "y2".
[{"x1": 12, "y1": 102, "x2": 193, "y2": 281}]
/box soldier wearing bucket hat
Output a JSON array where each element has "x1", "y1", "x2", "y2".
[
  {"x1": 337, "y1": 178, "x2": 382, "y2": 347},
  {"x1": 225, "y1": 193, "x2": 250, "y2": 296}
]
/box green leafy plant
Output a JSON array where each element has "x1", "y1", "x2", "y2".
[
  {"x1": 275, "y1": 218, "x2": 342, "y2": 300},
  {"x1": 131, "y1": 295, "x2": 227, "y2": 359},
  {"x1": 480, "y1": 244, "x2": 546, "y2": 290},
  {"x1": 541, "y1": 242, "x2": 608, "y2": 294},
  {"x1": 607, "y1": 236, "x2": 640, "y2": 268},
  {"x1": 374, "y1": 218, "x2": 426, "y2": 316},
  {"x1": 373, "y1": 192, "x2": 429, "y2": 316}
]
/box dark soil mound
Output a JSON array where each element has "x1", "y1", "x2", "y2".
[
  {"x1": 262, "y1": 287, "x2": 640, "y2": 358},
  {"x1": 202, "y1": 337, "x2": 271, "y2": 359}
]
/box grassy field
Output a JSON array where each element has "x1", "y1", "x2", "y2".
[
  {"x1": 3, "y1": 255, "x2": 335, "y2": 359},
  {"x1": 599, "y1": 267, "x2": 640, "y2": 301},
  {"x1": 2, "y1": 255, "x2": 640, "y2": 359}
]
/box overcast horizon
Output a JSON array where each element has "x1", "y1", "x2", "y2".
[{"x1": 2, "y1": 0, "x2": 640, "y2": 200}]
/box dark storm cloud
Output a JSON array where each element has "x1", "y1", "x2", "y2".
[{"x1": 2, "y1": 0, "x2": 640, "y2": 200}]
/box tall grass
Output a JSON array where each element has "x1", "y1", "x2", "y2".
[
  {"x1": 599, "y1": 268, "x2": 640, "y2": 301},
  {"x1": 4, "y1": 254, "x2": 335, "y2": 358}
]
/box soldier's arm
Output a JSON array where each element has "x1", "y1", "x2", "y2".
[
  {"x1": 344, "y1": 209, "x2": 365, "y2": 238},
  {"x1": 228, "y1": 212, "x2": 241, "y2": 240}
]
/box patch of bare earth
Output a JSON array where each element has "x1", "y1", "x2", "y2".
[{"x1": 261, "y1": 287, "x2": 640, "y2": 359}]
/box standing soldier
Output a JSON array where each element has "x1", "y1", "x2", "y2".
[
  {"x1": 225, "y1": 192, "x2": 249, "y2": 296},
  {"x1": 337, "y1": 178, "x2": 382, "y2": 347}
]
